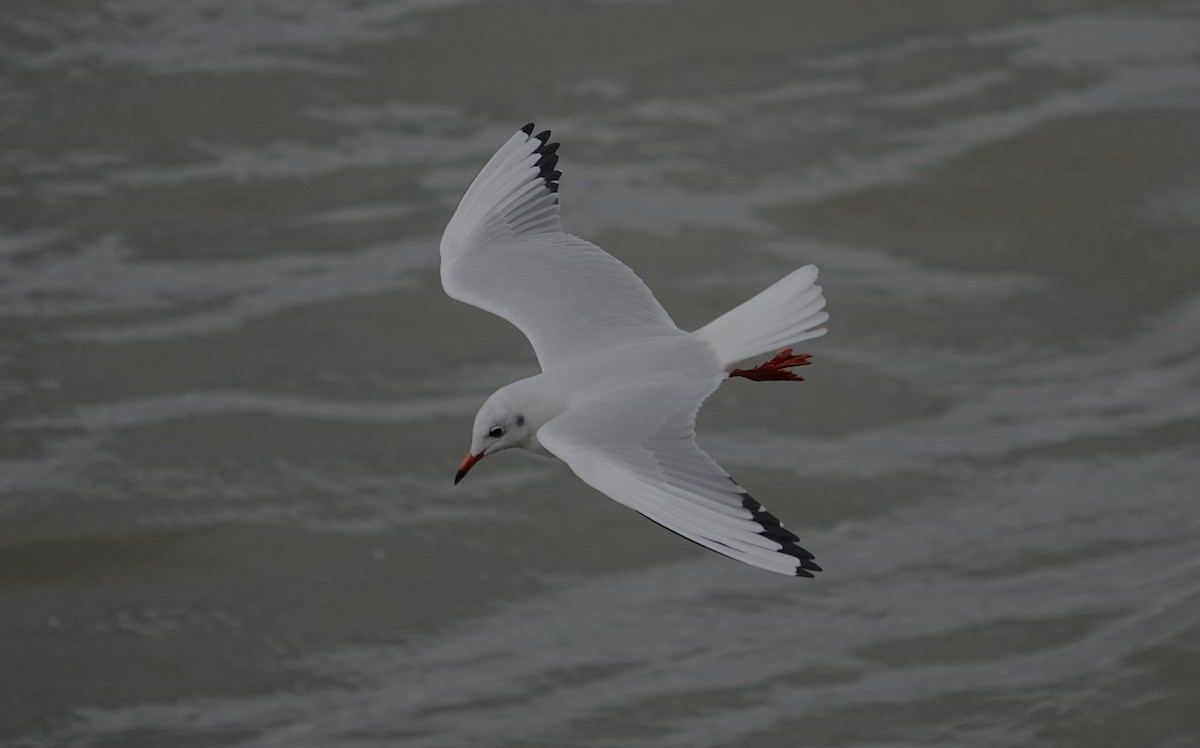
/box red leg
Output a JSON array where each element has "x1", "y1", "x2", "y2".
[{"x1": 728, "y1": 348, "x2": 812, "y2": 382}]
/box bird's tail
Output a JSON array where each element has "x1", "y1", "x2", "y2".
[{"x1": 694, "y1": 265, "x2": 829, "y2": 370}]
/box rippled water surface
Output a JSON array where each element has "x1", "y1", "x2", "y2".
[{"x1": 3, "y1": 1, "x2": 1200, "y2": 746}]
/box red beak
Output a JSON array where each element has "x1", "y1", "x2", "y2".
[{"x1": 454, "y1": 451, "x2": 485, "y2": 484}]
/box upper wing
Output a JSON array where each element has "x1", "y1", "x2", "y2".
[
  {"x1": 440, "y1": 124, "x2": 679, "y2": 371},
  {"x1": 538, "y1": 378, "x2": 822, "y2": 577}
]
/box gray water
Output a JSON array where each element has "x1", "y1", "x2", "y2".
[{"x1": 3, "y1": 1, "x2": 1200, "y2": 746}]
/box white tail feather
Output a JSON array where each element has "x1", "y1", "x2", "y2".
[{"x1": 694, "y1": 265, "x2": 829, "y2": 370}]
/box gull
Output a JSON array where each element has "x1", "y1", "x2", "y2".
[{"x1": 441, "y1": 124, "x2": 829, "y2": 577}]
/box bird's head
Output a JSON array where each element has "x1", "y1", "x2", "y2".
[{"x1": 455, "y1": 390, "x2": 534, "y2": 484}]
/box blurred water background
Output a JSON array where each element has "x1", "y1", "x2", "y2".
[{"x1": 3, "y1": 1, "x2": 1200, "y2": 746}]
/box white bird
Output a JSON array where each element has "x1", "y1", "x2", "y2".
[{"x1": 441, "y1": 124, "x2": 829, "y2": 577}]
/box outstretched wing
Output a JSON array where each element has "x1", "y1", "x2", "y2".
[
  {"x1": 439, "y1": 124, "x2": 680, "y2": 371},
  {"x1": 538, "y1": 378, "x2": 822, "y2": 577}
]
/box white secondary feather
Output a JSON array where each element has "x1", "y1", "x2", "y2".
[
  {"x1": 440, "y1": 125, "x2": 680, "y2": 371},
  {"x1": 440, "y1": 124, "x2": 829, "y2": 577}
]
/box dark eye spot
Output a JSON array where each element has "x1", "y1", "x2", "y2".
[
  {"x1": 488, "y1": 426, "x2": 504, "y2": 438},
  {"x1": 516, "y1": 415, "x2": 525, "y2": 426}
]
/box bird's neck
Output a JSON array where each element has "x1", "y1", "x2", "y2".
[{"x1": 499, "y1": 373, "x2": 569, "y2": 455}]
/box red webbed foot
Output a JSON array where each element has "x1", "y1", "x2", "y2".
[{"x1": 728, "y1": 348, "x2": 813, "y2": 382}]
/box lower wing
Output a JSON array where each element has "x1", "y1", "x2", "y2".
[{"x1": 538, "y1": 379, "x2": 821, "y2": 577}]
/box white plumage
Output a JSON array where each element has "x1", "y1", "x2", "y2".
[{"x1": 442, "y1": 124, "x2": 829, "y2": 577}]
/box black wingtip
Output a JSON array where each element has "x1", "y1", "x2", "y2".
[
  {"x1": 759, "y1": 524, "x2": 799, "y2": 543},
  {"x1": 536, "y1": 153, "x2": 559, "y2": 174},
  {"x1": 740, "y1": 493, "x2": 794, "y2": 536},
  {"x1": 780, "y1": 541, "x2": 819, "y2": 562},
  {"x1": 520, "y1": 122, "x2": 535, "y2": 135},
  {"x1": 528, "y1": 129, "x2": 562, "y2": 196},
  {"x1": 739, "y1": 491, "x2": 820, "y2": 575}
]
